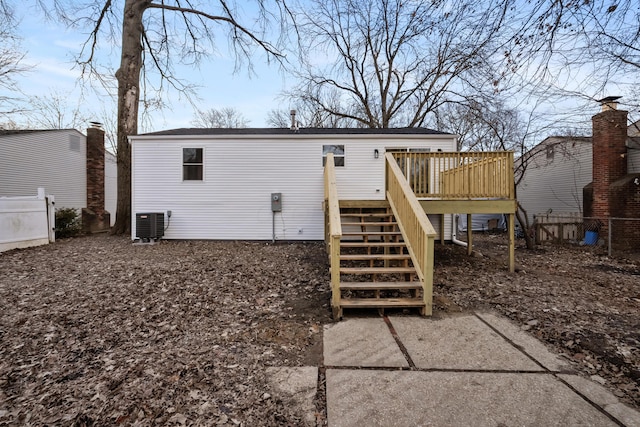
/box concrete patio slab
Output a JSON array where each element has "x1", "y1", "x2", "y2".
[
  {"x1": 559, "y1": 374, "x2": 640, "y2": 427},
  {"x1": 389, "y1": 315, "x2": 542, "y2": 371},
  {"x1": 476, "y1": 312, "x2": 571, "y2": 372},
  {"x1": 266, "y1": 366, "x2": 318, "y2": 427},
  {"x1": 326, "y1": 369, "x2": 619, "y2": 427},
  {"x1": 323, "y1": 318, "x2": 408, "y2": 368}
]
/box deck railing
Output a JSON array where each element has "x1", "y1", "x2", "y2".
[
  {"x1": 323, "y1": 153, "x2": 342, "y2": 316},
  {"x1": 385, "y1": 153, "x2": 436, "y2": 316},
  {"x1": 392, "y1": 151, "x2": 515, "y2": 199}
]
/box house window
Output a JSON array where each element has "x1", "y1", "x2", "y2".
[
  {"x1": 323, "y1": 145, "x2": 345, "y2": 167},
  {"x1": 183, "y1": 148, "x2": 203, "y2": 180},
  {"x1": 546, "y1": 144, "x2": 555, "y2": 160}
]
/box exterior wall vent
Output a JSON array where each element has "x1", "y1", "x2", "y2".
[{"x1": 136, "y1": 212, "x2": 165, "y2": 240}]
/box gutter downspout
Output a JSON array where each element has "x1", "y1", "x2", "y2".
[{"x1": 451, "y1": 214, "x2": 468, "y2": 247}]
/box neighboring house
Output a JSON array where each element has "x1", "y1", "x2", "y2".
[
  {"x1": 0, "y1": 126, "x2": 117, "y2": 229},
  {"x1": 516, "y1": 136, "x2": 593, "y2": 223},
  {"x1": 129, "y1": 128, "x2": 458, "y2": 241},
  {"x1": 105, "y1": 151, "x2": 117, "y2": 226},
  {"x1": 517, "y1": 101, "x2": 640, "y2": 248}
]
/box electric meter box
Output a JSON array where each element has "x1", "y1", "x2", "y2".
[{"x1": 271, "y1": 193, "x2": 282, "y2": 212}]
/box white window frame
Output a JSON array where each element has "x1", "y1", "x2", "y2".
[
  {"x1": 322, "y1": 144, "x2": 345, "y2": 167},
  {"x1": 182, "y1": 147, "x2": 204, "y2": 181}
]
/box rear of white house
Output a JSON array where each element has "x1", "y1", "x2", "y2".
[{"x1": 130, "y1": 128, "x2": 457, "y2": 241}]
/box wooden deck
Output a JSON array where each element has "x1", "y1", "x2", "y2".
[
  {"x1": 324, "y1": 151, "x2": 517, "y2": 320},
  {"x1": 391, "y1": 151, "x2": 517, "y2": 272}
]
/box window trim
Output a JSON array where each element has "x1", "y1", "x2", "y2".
[{"x1": 182, "y1": 147, "x2": 204, "y2": 181}]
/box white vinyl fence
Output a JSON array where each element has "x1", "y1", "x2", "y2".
[{"x1": 0, "y1": 188, "x2": 55, "y2": 253}]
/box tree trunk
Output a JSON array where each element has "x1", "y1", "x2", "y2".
[
  {"x1": 516, "y1": 202, "x2": 534, "y2": 250},
  {"x1": 111, "y1": 0, "x2": 150, "y2": 235}
]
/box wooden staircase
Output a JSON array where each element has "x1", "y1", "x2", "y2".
[{"x1": 335, "y1": 203, "x2": 426, "y2": 317}]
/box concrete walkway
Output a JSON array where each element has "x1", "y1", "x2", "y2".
[{"x1": 322, "y1": 312, "x2": 640, "y2": 427}]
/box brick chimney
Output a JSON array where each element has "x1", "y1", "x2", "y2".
[
  {"x1": 591, "y1": 99, "x2": 628, "y2": 221},
  {"x1": 82, "y1": 123, "x2": 111, "y2": 232}
]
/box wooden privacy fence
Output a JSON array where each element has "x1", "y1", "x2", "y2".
[
  {"x1": 323, "y1": 153, "x2": 342, "y2": 316},
  {"x1": 534, "y1": 212, "x2": 586, "y2": 244},
  {"x1": 392, "y1": 151, "x2": 514, "y2": 199},
  {"x1": 385, "y1": 153, "x2": 436, "y2": 316}
]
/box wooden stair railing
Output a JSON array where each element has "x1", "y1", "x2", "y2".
[
  {"x1": 324, "y1": 153, "x2": 342, "y2": 319},
  {"x1": 385, "y1": 152, "x2": 437, "y2": 316},
  {"x1": 324, "y1": 153, "x2": 437, "y2": 319}
]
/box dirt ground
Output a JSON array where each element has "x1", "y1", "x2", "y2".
[{"x1": 0, "y1": 233, "x2": 638, "y2": 426}]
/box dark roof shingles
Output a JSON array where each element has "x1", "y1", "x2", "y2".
[{"x1": 142, "y1": 127, "x2": 451, "y2": 136}]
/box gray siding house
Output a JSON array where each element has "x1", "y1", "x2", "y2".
[
  {"x1": 0, "y1": 128, "x2": 117, "y2": 227},
  {"x1": 516, "y1": 136, "x2": 593, "y2": 222},
  {"x1": 517, "y1": 118, "x2": 640, "y2": 224}
]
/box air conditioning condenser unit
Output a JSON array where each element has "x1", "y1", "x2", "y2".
[{"x1": 136, "y1": 212, "x2": 165, "y2": 240}]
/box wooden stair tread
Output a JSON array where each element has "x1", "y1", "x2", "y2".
[
  {"x1": 340, "y1": 298, "x2": 425, "y2": 308},
  {"x1": 340, "y1": 241, "x2": 406, "y2": 248},
  {"x1": 341, "y1": 221, "x2": 397, "y2": 226},
  {"x1": 340, "y1": 213, "x2": 393, "y2": 218},
  {"x1": 340, "y1": 267, "x2": 416, "y2": 274},
  {"x1": 342, "y1": 231, "x2": 402, "y2": 236},
  {"x1": 340, "y1": 281, "x2": 421, "y2": 290},
  {"x1": 340, "y1": 254, "x2": 411, "y2": 261}
]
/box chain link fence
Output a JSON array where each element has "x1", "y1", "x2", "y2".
[{"x1": 532, "y1": 213, "x2": 640, "y2": 258}]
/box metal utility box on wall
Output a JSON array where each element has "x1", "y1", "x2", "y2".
[
  {"x1": 271, "y1": 193, "x2": 282, "y2": 212},
  {"x1": 136, "y1": 212, "x2": 165, "y2": 239}
]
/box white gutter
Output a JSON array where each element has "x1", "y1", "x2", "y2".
[{"x1": 451, "y1": 214, "x2": 468, "y2": 247}]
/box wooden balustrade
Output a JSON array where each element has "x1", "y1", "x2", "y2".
[
  {"x1": 323, "y1": 153, "x2": 342, "y2": 317},
  {"x1": 391, "y1": 151, "x2": 515, "y2": 199},
  {"x1": 385, "y1": 153, "x2": 436, "y2": 316}
]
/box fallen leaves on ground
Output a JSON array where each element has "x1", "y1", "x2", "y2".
[
  {"x1": 0, "y1": 236, "x2": 331, "y2": 426},
  {"x1": 0, "y1": 233, "x2": 638, "y2": 426}
]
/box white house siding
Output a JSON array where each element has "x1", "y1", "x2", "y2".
[
  {"x1": 0, "y1": 130, "x2": 86, "y2": 210},
  {"x1": 105, "y1": 152, "x2": 117, "y2": 226},
  {"x1": 517, "y1": 138, "x2": 592, "y2": 223},
  {"x1": 131, "y1": 132, "x2": 456, "y2": 241}
]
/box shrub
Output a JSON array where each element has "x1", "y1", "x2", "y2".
[{"x1": 55, "y1": 208, "x2": 82, "y2": 238}]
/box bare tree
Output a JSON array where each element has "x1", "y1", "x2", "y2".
[
  {"x1": 0, "y1": 3, "x2": 29, "y2": 116},
  {"x1": 191, "y1": 107, "x2": 249, "y2": 128},
  {"x1": 0, "y1": 119, "x2": 19, "y2": 130},
  {"x1": 508, "y1": 0, "x2": 640, "y2": 110},
  {"x1": 34, "y1": 0, "x2": 286, "y2": 234},
  {"x1": 267, "y1": 92, "x2": 357, "y2": 128},
  {"x1": 432, "y1": 101, "x2": 518, "y2": 152},
  {"x1": 285, "y1": 0, "x2": 509, "y2": 128},
  {"x1": 24, "y1": 90, "x2": 92, "y2": 130}
]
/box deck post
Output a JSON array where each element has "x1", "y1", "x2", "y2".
[
  {"x1": 467, "y1": 213, "x2": 473, "y2": 256},
  {"x1": 508, "y1": 213, "x2": 515, "y2": 273},
  {"x1": 440, "y1": 214, "x2": 445, "y2": 245}
]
